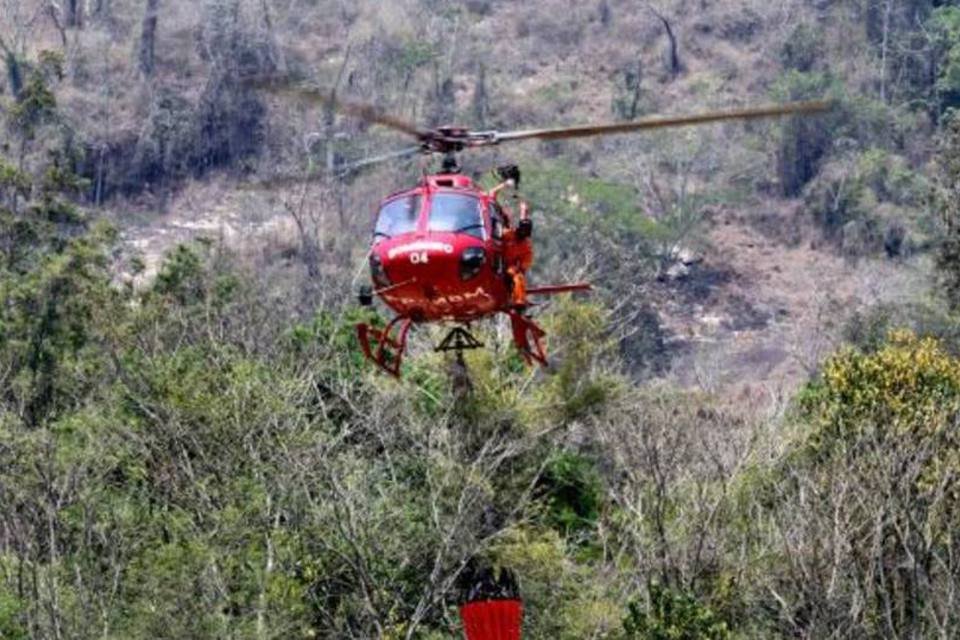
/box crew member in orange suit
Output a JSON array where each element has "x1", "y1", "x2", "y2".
[{"x1": 502, "y1": 200, "x2": 533, "y2": 310}]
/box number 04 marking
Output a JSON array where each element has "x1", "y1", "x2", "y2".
[{"x1": 410, "y1": 252, "x2": 429, "y2": 264}]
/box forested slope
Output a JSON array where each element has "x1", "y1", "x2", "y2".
[{"x1": 4, "y1": 0, "x2": 960, "y2": 638}]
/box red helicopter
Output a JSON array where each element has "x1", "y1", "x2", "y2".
[
  {"x1": 356, "y1": 163, "x2": 575, "y2": 376},
  {"x1": 256, "y1": 83, "x2": 828, "y2": 376}
]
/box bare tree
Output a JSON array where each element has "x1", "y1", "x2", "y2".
[
  {"x1": 282, "y1": 181, "x2": 327, "y2": 280},
  {"x1": 90, "y1": 0, "x2": 112, "y2": 21},
  {"x1": 0, "y1": 0, "x2": 43, "y2": 95},
  {"x1": 138, "y1": 0, "x2": 160, "y2": 78},
  {"x1": 324, "y1": 44, "x2": 352, "y2": 174},
  {"x1": 472, "y1": 62, "x2": 489, "y2": 127},
  {"x1": 877, "y1": 0, "x2": 894, "y2": 103},
  {"x1": 647, "y1": 3, "x2": 681, "y2": 79},
  {"x1": 64, "y1": 0, "x2": 82, "y2": 28},
  {"x1": 593, "y1": 391, "x2": 763, "y2": 591},
  {"x1": 258, "y1": 0, "x2": 286, "y2": 74},
  {"x1": 0, "y1": 34, "x2": 22, "y2": 97},
  {"x1": 43, "y1": 2, "x2": 68, "y2": 50},
  {"x1": 426, "y1": 10, "x2": 461, "y2": 126},
  {"x1": 599, "y1": 0, "x2": 612, "y2": 28},
  {"x1": 635, "y1": 129, "x2": 719, "y2": 274}
]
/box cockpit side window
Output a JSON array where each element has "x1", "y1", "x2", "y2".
[
  {"x1": 428, "y1": 193, "x2": 484, "y2": 239},
  {"x1": 374, "y1": 195, "x2": 421, "y2": 240}
]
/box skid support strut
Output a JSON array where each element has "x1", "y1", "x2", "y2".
[
  {"x1": 436, "y1": 326, "x2": 484, "y2": 369},
  {"x1": 434, "y1": 326, "x2": 485, "y2": 393},
  {"x1": 508, "y1": 311, "x2": 548, "y2": 366},
  {"x1": 436, "y1": 326, "x2": 484, "y2": 353},
  {"x1": 436, "y1": 326, "x2": 483, "y2": 394},
  {"x1": 356, "y1": 316, "x2": 413, "y2": 377}
]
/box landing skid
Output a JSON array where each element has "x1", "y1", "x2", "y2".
[
  {"x1": 508, "y1": 311, "x2": 548, "y2": 367},
  {"x1": 356, "y1": 316, "x2": 413, "y2": 377},
  {"x1": 507, "y1": 280, "x2": 589, "y2": 366},
  {"x1": 357, "y1": 314, "x2": 552, "y2": 377}
]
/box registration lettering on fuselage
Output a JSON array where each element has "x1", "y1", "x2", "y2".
[{"x1": 387, "y1": 241, "x2": 455, "y2": 260}]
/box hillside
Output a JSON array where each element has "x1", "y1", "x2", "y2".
[
  {"x1": 3, "y1": 0, "x2": 960, "y2": 638},
  {"x1": 79, "y1": 0, "x2": 949, "y2": 391}
]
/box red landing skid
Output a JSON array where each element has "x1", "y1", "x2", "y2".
[
  {"x1": 512, "y1": 281, "x2": 591, "y2": 366},
  {"x1": 508, "y1": 311, "x2": 547, "y2": 366},
  {"x1": 356, "y1": 282, "x2": 591, "y2": 377},
  {"x1": 356, "y1": 316, "x2": 413, "y2": 377}
]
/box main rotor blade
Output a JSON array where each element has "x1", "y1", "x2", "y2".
[
  {"x1": 240, "y1": 146, "x2": 423, "y2": 190},
  {"x1": 333, "y1": 146, "x2": 424, "y2": 176},
  {"x1": 249, "y1": 78, "x2": 431, "y2": 140},
  {"x1": 493, "y1": 101, "x2": 831, "y2": 144}
]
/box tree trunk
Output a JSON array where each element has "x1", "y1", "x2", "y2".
[
  {"x1": 431, "y1": 65, "x2": 456, "y2": 126},
  {"x1": 3, "y1": 50, "x2": 23, "y2": 98},
  {"x1": 659, "y1": 14, "x2": 681, "y2": 78},
  {"x1": 259, "y1": 0, "x2": 286, "y2": 74},
  {"x1": 472, "y1": 63, "x2": 488, "y2": 126},
  {"x1": 91, "y1": 0, "x2": 112, "y2": 22},
  {"x1": 138, "y1": 0, "x2": 159, "y2": 78},
  {"x1": 599, "y1": 0, "x2": 612, "y2": 27},
  {"x1": 44, "y1": 3, "x2": 69, "y2": 49},
  {"x1": 66, "y1": 0, "x2": 83, "y2": 28},
  {"x1": 648, "y1": 5, "x2": 681, "y2": 78},
  {"x1": 879, "y1": 0, "x2": 892, "y2": 103},
  {"x1": 629, "y1": 57, "x2": 643, "y2": 119},
  {"x1": 324, "y1": 46, "x2": 351, "y2": 173}
]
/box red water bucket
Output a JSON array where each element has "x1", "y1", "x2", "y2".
[{"x1": 460, "y1": 598, "x2": 523, "y2": 640}]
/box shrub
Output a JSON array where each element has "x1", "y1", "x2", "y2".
[
  {"x1": 538, "y1": 451, "x2": 603, "y2": 538},
  {"x1": 802, "y1": 148, "x2": 929, "y2": 256},
  {"x1": 801, "y1": 157, "x2": 866, "y2": 237},
  {"x1": 624, "y1": 583, "x2": 731, "y2": 640},
  {"x1": 931, "y1": 7, "x2": 960, "y2": 112},
  {"x1": 934, "y1": 116, "x2": 960, "y2": 310},
  {"x1": 780, "y1": 23, "x2": 823, "y2": 72},
  {"x1": 0, "y1": 580, "x2": 26, "y2": 640},
  {"x1": 856, "y1": 148, "x2": 927, "y2": 207},
  {"x1": 611, "y1": 59, "x2": 647, "y2": 120},
  {"x1": 773, "y1": 331, "x2": 960, "y2": 637},
  {"x1": 462, "y1": 0, "x2": 493, "y2": 16},
  {"x1": 771, "y1": 71, "x2": 843, "y2": 196},
  {"x1": 802, "y1": 330, "x2": 960, "y2": 453},
  {"x1": 843, "y1": 301, "x2": 960, "y2": 356}
]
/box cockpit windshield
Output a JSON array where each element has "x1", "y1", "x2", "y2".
[
  {"x1": 428, "y1": 193, "x2": 484, "y2": 239},
  {"x1": 374, "y1": 195, "x2": 421, "y2": 240}
]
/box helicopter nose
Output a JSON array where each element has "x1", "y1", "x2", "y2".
[
  {"x1": 385, "y1": 241, "x2": 459, "y2": 275},
  {"x1": 381, "y1": 239, "x2": 479, "y2": 296}
]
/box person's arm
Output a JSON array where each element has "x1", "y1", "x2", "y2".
[{"x1": 516, "y1": 201, "x2": 532, "y2": 240}]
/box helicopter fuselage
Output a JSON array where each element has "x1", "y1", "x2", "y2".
[
  {"x1": 368, "y1": 174, "x2": 511, "y2": 324},
  {"x1": 358, "y1": 170, "x2": 589, "y2": 376}
]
